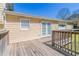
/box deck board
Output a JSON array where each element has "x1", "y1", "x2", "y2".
[{"x1": 3, "y1": 39, "x2": 64, "y2": 56}]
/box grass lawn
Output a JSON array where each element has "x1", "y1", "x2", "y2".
[{"x1": 64, "y1": 34, "x2": 79, "y2": 54}]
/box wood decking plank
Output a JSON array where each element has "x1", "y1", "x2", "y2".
[
  {"x1": 32, "y1": 40, "x2": 63, "y2": 56},
  {"x1": 3, "y1": 38, "x2": 64, "y2": 56}
]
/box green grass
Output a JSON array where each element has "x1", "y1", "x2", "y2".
[{"x1": 64, "y1": 34, "x2": 79, "y2": 54}]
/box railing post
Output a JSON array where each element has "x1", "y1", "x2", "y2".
[
  {"x1": 52, "y1": 31, "x2": 55, "y2": 46},
  {"x1": 0, "y1": 30, "x2": 9, "y2": 56}
]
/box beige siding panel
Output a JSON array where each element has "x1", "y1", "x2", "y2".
[
  {"x1": 66, "y1": 24, "x2": 73, "y2": 29},
  {"x1": 5, "y1": 14, "x2": 73, "y2": 43},
  {"x1": 51, "y1": 24, "x2": 73, "y2": 30},
  {"x1": 51, "y1": 24, "x2": 58, "y2": 30},
  {"x1": 5, "y1": 15, "x2": 41, "y2": 43},
  {"x1": 77, "y1": 21, "x2": 79, "y2": 27},
  {"x1": 0, "y1": 24, "x2": 4, "y2": 29},
  {"x1": 0, "y1": 3, "x2": 4, "y2": 21},
  {"x1": 0, "y1": 3, "x2": 5, "y2": 30}
]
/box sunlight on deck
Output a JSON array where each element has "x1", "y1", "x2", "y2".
[{"x1": 3, "y1": 38, "x2": 64, "y2": 56}]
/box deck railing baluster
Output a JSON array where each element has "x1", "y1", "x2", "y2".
[
  {"x1": 74, "y1": 33, "x2": 76, "y2": 56},
  {"x1": 65, "y1": 32, "x2": 67, "y2": 52},
  {"x1": 60, "y1": 31, "x2": 61, "y2": 50},
  {"x1": 64, "y1": 32, "x2": 66, "y2": 52},
  {"x1": 78, "y1": 34, "x2": 79, "y2": 55},
  {"x1": 70, "y1": 32, "x2": 72, "y2": 55},
  {"x1": 52, "y1": 30, "x2": 79, "y2": 56},
  {"x1": 67, "y1": 32, "x2": 69, "y2": 53},
  {"x1": 54, "y1": 32, "x2": 56, "y2": 46},
  {"x1": 61, "y1": 32, "x2": 63, "y2": 50}
]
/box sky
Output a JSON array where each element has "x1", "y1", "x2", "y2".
[{"x1": 14, "y1": 3, "x2": 79, "y2": 19}]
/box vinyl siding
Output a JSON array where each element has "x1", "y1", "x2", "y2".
[
  {"x1": 0, "y1": 3, "x2": 5, "y2": 30},
  {"x1": 77, "y1": 21, "x2": 79, "y2": 27},
  {"x1": 0, "y1": 3, "x2": 4, "y2": 21},
  {"x1": 5, "y1": 14, "x2": 73, "y2": 43},
  {"x1": 66, "y1": 24, "x2": 73, "y2": 29},
  {"x1": 5, "y1": 14, "x2": 41, "y2": 43},
  {"x1": 5, "y1": 14, "x2": 60, "y2": 43},
  {"x1": 51, "y1": 24, "x2": 58, "y2": 30},
  {"x1": 0, "y1": 24, "x2": 4, "y2": 29}
]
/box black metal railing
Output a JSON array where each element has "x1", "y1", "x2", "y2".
[{"x1": 52, "y1": 30, "x2": 79, "y2": 56}]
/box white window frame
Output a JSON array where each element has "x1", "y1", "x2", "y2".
[
  {"x1": 46, "y1": 23, "x2": 51, "y2": 35},
  {"x1": 58, "y1": 24, "x2": 66, "y2": 30},
  {"x1": 20, "y1": 18, "x2": 30, "y2": 30},
  {"x1": 3, "y1": 4, "x2": 7, "y2": 10},
  {"x1": 41, "y1": 22, "x2": 51, "y2": 37}
]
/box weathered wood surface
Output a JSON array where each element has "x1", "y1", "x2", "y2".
[
  {"x1": 3, "y1": 39, "x2": 64, "y2": 56},
  {"x1": 55, "y1": 39, "x2": 71, "y2": 46},
  {"x1": 0, "y1": 30, "x2": 9, "y2": 56}
]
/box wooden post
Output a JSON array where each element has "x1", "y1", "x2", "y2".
[
  {"x1": 52, "y1": 31, "x2": 55, "y2": 46},
  {"x1": 0, "y1": 30, "x2": 9, "y2": 56}
]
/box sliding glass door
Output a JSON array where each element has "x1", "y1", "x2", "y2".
[
  {"x1": 47, "y1": 23, "x2": 51, "y2": 35},
  {"x1": 42, "y1": 23, "x2": 46, "y2": 36},
  {"x1": 41, "y1": 22, "x2": 51, "y2": 36}
]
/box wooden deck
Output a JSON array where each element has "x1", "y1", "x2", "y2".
[{"x1": 3, "y1": 37, "x2": 64, "y2": 56}]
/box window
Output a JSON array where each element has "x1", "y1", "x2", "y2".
[
  {"x1": 20, "y1": 19, "x2": 29, "y2": 30},
  {"x1": 58, "y1": 24, "x2": 66, "y2": 30},
  {"x1": 73, "y1": 22, "x2": 79, "y2": 29}
]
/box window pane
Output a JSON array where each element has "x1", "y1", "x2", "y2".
[
  {"x1": 21, "y1": 20, "x2": 29, "y2": 29},
  {"x1": 58, "y1": 25, "x2": 65, "y2": 30},
  {"x1": 42, "y1": 23, "x2": 46, "y2": 35},
  {"x1": 47, "y1": 23, "x2": 51, "y2": 34}
]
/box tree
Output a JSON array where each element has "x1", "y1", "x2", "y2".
[
  {"x1": 6, "y1": 3, "x2": 14, "y2": 11},
  {"x1": 67, "y1": 9, "x2": 79, "y2": 20},
  {"x1": 73, "y1": 9, "x2": 79, "y2": 14},
  {"x1": 56, "y1": 8, "x2": 71, "y2": 28},
  {"x1": 69, "y1": 9, "x2": 79, "y2": 29},
  {"x1": 57, "y1": 8, "x2": 71, "y2": 20}
]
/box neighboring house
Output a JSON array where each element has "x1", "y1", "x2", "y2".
[
  {"x1": 0, "y1": 3, "x2": 73, "y2": 43},
  {"x1": 67, "y1": 14, "x2": 79, "y2": 29}
]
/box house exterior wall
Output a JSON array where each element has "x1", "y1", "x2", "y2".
[
  {"x1": 52, "y1": 24, "x2": 58, "y2": 30},
  {"x1": 5, "y1": 14, "x2": 40, "y2": 43},
  {"x1": 76, "y1": 21, "x2": 79, "y2": 27},
  {"x1": 0, "y1": 24, "x2": 4, "y2": 29},
  {"x1": 0, "y1": 4, "x2": 4, "y2": 21},
  {"x1": 5, "y1": 14, "x2": 61, "y2": 43},
  {"x1": 0, "y1": 3, "x2": 73, "y2": 43},
  {"x1": 66, "y1": 24, "x2": 73, "y2": 29},
  {"x1": 6, "y1": 14, "x2": 73, "y2": 43},
  {"x1": 0, "y1": 3, "x2": 5, "y2": 30}
]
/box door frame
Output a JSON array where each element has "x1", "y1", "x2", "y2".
[{"x1": 41, "y1": 22, "x2": 51, "y2": 37}]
